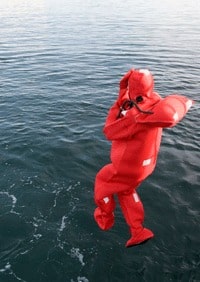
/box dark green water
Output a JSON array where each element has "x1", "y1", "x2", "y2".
[{"x1": 0, "y1": 0, "x2": 199, "y2": 281}]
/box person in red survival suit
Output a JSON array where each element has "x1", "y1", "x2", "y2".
[{"x1": 94, "y1": 68, "x2": 193, "y2": 247}]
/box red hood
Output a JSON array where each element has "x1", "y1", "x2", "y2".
[
  {"x1": 128, "y1": 69, "x2": 154, "y2": 99},
  {"x1": 117, "y1": 69, "x2": 161, "y2": 110}
]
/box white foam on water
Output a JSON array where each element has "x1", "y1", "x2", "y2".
[
  {"x1": 77, "y1": 277, "x2": 89, "y2": 282},
  {"x1": 0, "y1": 191, "x2": 17, "y2": 211},
  {"x1": 70, "y1": 277, "x2": 89, "y2": 282},
  {"x1": 70, "y1": 247, "x2": 85, "y2": 266},
  {"x1": 59, "y1": 215, "x2": 68, "y2": 232},
  {"x1": 0, "y1": 262, "x2": 26, "y2": 281},
  {"x1": 0, "y1": 262, "x2": 11, "y2": 273},
  {"x1": 53, "y1": 186, "x2": 63, "y2": 208},
  {"x1": 33, "y1": 233, "x2": 42, "y2": 240},
  {"x1": 52, "y1": 181, "x2": 80, "y2": 208},
  {"x1": 66, "y1": 184, "x2": 73, "y2": 192}
]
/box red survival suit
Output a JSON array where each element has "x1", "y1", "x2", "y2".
[{"x1": 94, "y1": 69, "x2": 193, "y2": 247}]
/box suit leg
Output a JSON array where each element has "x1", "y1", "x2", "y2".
[{"x1": 118, "y1": 189, "x2": 154, "y2": 247}]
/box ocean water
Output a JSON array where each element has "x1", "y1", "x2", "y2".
[{"x1": 0, "y1": 0, "x2": 199, "y2": 281}]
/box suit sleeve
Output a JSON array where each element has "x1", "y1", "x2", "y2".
[
  {"x1": 136, "y1": 95, "x2": 194, "y2": 128},
  {"x1": 103, "y1": 101, "x2": 138, "y2": 140}
]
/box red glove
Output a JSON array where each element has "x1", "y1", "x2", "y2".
[
  {"x1": 118, "y1": 69, "x2": 133, "y2": 104},
  {"x1": 119, "y1": 69, "x2": 133, "y2": 89}
]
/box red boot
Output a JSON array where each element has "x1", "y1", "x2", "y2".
[
  {"x1": 94, "y1": 207, "x2": 114, "y2": 230},
  {"x1": 118, "y1": 190, "x2": 154, "y2": 247},
  {"x1": 126, "y1": 227, "x2": 154, "y2": 247},
  {"x1": 94, "y1": 195, "x2": 116, "y2": 230}
]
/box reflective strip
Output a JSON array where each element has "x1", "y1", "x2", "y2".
[
  {"x1": 133, "y1": 192, "x2": 140, "y2": 203},
  {"x1": 103, "y1": 197, "x2": 109, "y2": 204},
  {"x1": 121, "y1": 110, "x2": 127, "y2": 116},
  {"x1": 173, "y1": 112, "x2": 179, "y2": 122},
  {"x1": 142, "y1": 158, "x2": 151, "y2": 166},
  {"x1": 186, "y1": 100, "x2": 193, "y2": 111},
  {"x1": 139, "y1": 69, "x2": 150, "y2": 75}
]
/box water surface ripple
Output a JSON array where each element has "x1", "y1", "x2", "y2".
[{"x1": 0, "y1": 0, "x2": 199, "y2": 281}]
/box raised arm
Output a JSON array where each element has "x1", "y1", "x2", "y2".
[{"x1": 136, "y1": 95, "x2": 194, "y2": 127}]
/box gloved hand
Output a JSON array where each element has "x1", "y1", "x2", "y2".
[
  {"x1": 118, "y1": 69, "x2": 133, "y2": 105},
  {"x1": 119, "y1": 69, "x2": 133, "y2": 89}
]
